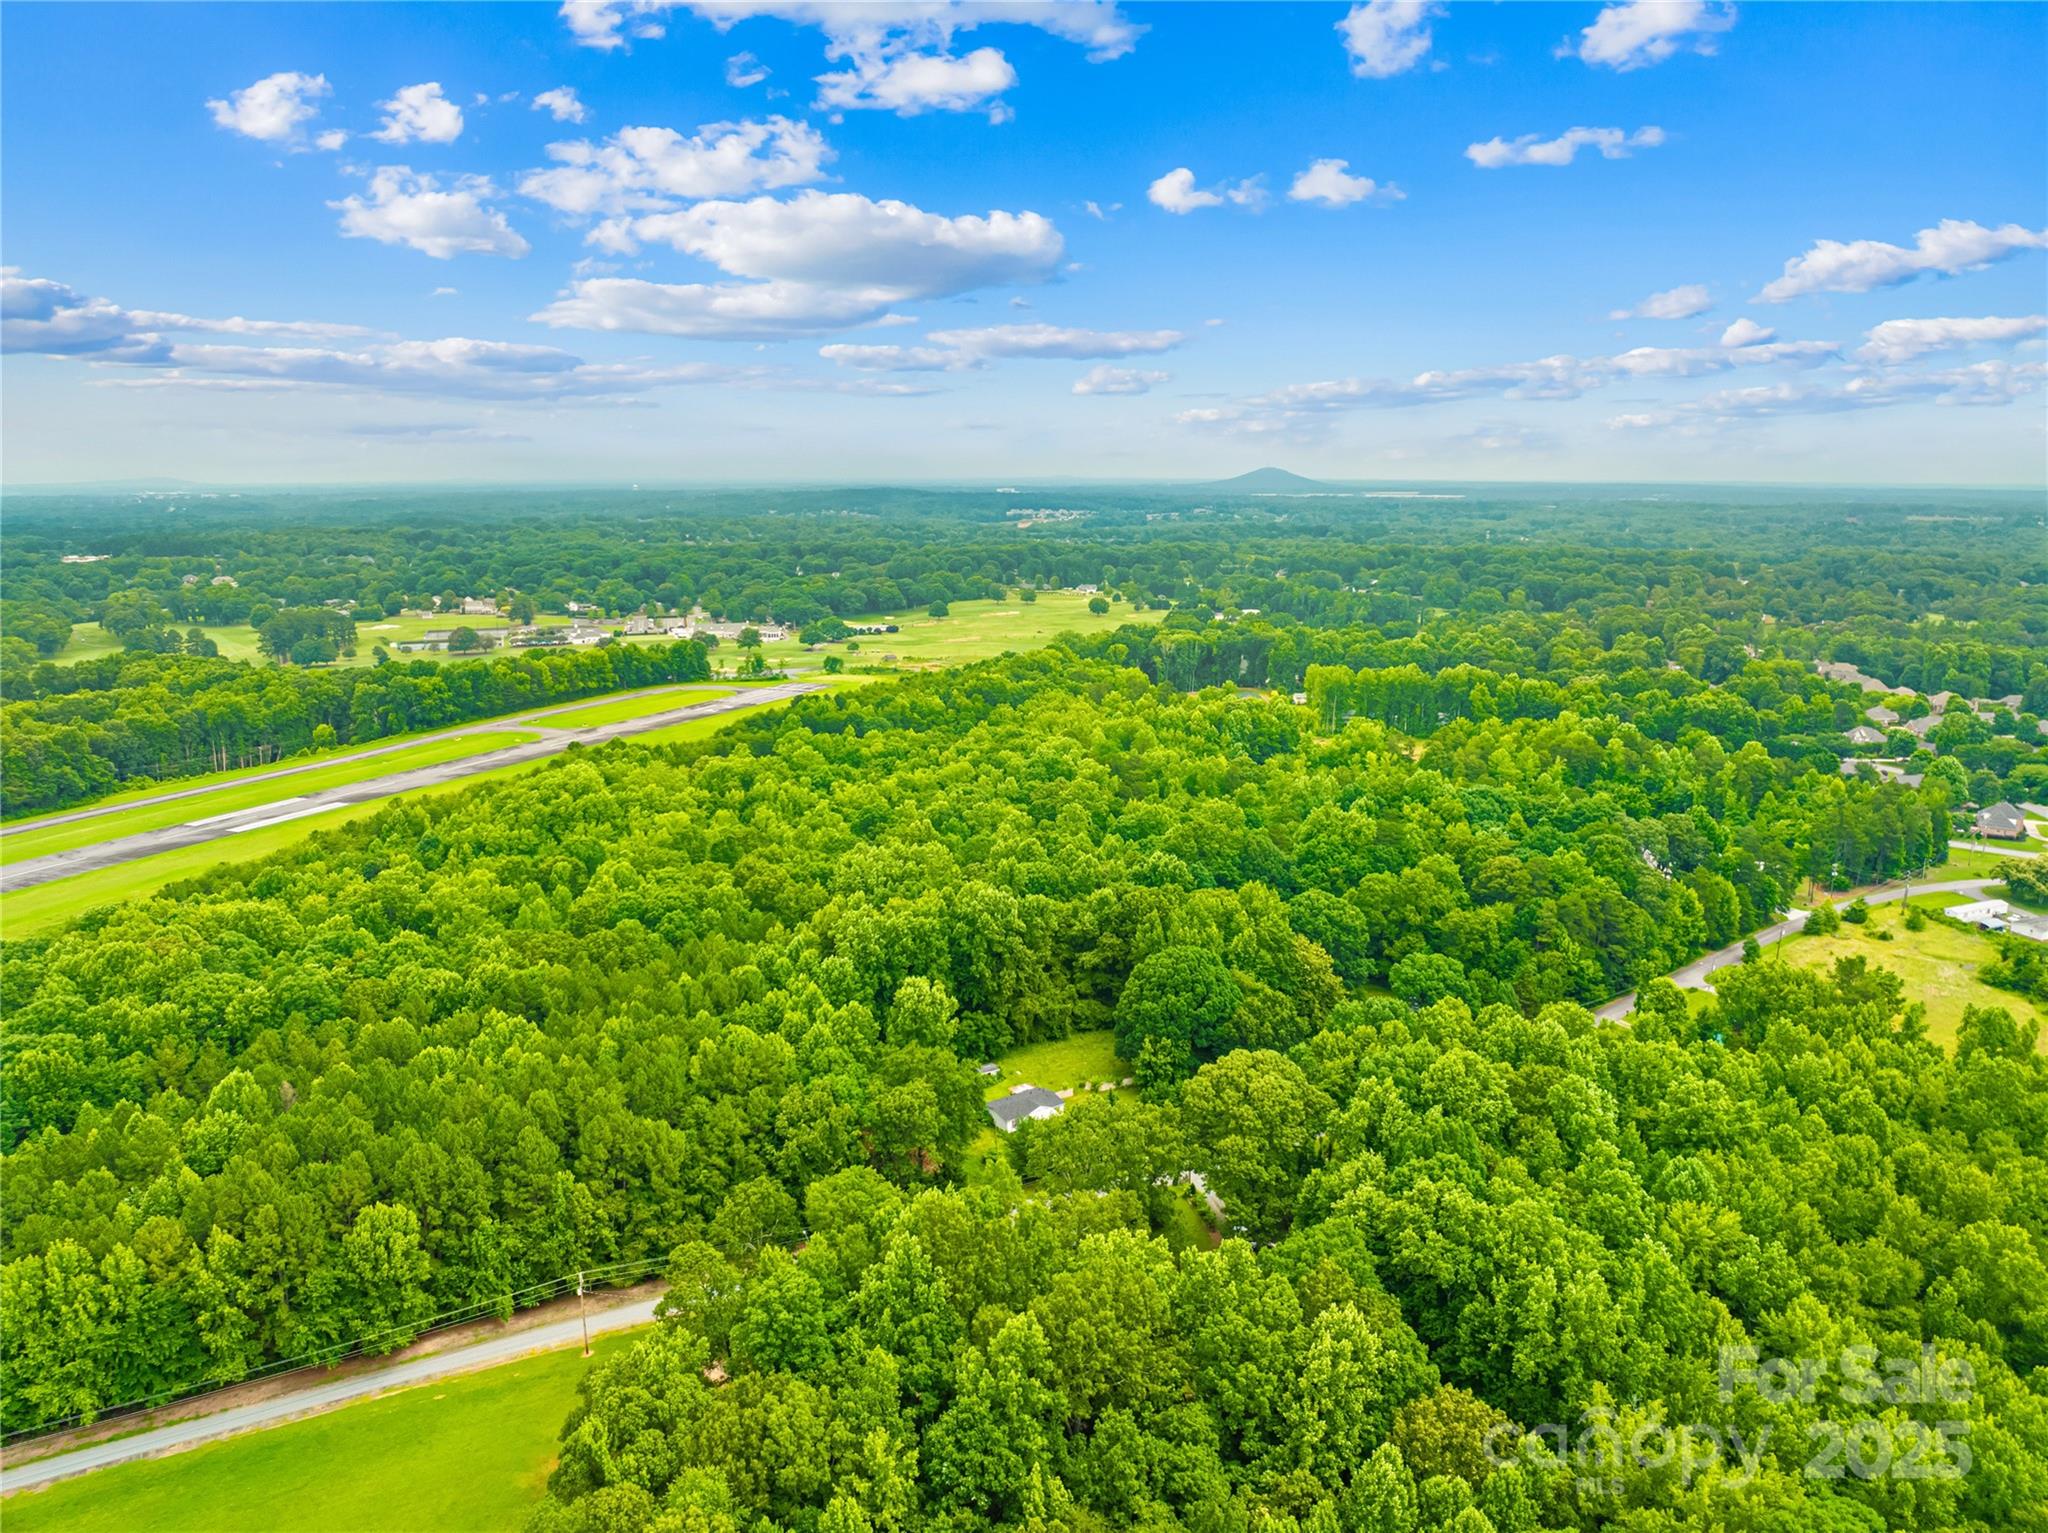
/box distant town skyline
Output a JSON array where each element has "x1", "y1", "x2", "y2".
[{"x1": 3, "y1": 1, "x2": 2044, "y2": 486}]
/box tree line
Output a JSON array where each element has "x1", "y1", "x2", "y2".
[{"x1": 0, "y1": 639, "x2": 708, "y2": 815}]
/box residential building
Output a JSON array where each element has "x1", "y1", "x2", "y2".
[
  {"x1": 1974, "y1": 801, "x2": 2028, "y2": 840},
  {"x1": 986, "y1": 1084, "x2": 1064, "y2": 1133},
  {"x1": 1839, "y1": 759, "x2": 1923, "y2": 787},
  {"x1": 1846, "y1": 725, "x2": 1885, "y2": 746}
]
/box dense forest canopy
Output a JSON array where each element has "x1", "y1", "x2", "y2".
[
  {"x1": 4, "y1": 486, "x2": 2044, "y2": 818},
  {"x1": 1, "y1": 486, "x2": 2045, "y2": 1531}
]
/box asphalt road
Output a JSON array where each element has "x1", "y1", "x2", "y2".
[
  {"x1": 1595, "y1": 876, "x2": 2001, "y2": 1021},
  {"x1": 1, "y1": 1297, "x2": 660, "y2": 1493},
  {"x1": 0, "y1": 683, "x2": 820, "y2": 893}
]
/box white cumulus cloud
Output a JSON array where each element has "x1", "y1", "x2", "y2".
[
  {"x1": 1757, "y1": 219, "x2": 2048, "y2": 302},
  {"x1": 726, "y1": 51, "x2": 770, "y2": 86},
  {"x1": 520, "y1": 118, "x2": 830, "y2": 216},
  {"x1": 1148, "y1": 167, "x2": 1263, "y2": 214},
  {"x1": 1856, "y1": 314, "x2": 2048, "y2": 364},
  {"x1": 818, "y1": 45, "x2": 1017, "y2": 119},
  {"x1": 535, "y1": 190, "x2": 1062, "y2": 339},
  {"x1": 1288, "y1": 159, "x2": 1402, "y2": 208},
  {"x1": 817, "y1": 343, "x2": 976, "y2": 372},
  {"x1": 371, "y1": 82, "x2": 465, "y2": 145},
  {"x1": 1570, "y1": 0, "x2": 1737, "y2": 71},
  {"x1": 1467, "y1": 126, "x2": 1665, "y2": 168},
  {"x1": 1073, "y1": 364, "x2": 1167, "y2": 395},
  {"x1": 1336, "y1": 1, "x2": 1439, "y2": 78},
  {"x1": 207, "y1": 72, "x2": 331, "y2": 144},
  {"x1": 563, "y1": 2, "x2": 1140, "y2": 121},
  {"x1": 924, "y1": 323, "x2": 1184, "y2": 359},
  {"x1": 1610, "y1": 283, "x2": 1712, "y2": 320},
  {"x1": 1718, "y1": 317, "x2": 1775, "y2": 347},
  {"x1": 533, "y1": 87, "x2": 591, "y2": 123},
  {"x1": 332, "y1": 168, "x2": 530, "y2": 259}
]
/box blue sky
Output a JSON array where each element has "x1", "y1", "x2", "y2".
[{"x1": 3, "y1": 1, "x2": 2044, "y2": 485}]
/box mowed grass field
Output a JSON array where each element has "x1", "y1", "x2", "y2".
[
  {"x1": 981, "y1": 1028, "x2": 1127, "y2": 1098},
  {"x1": 0, "y1": 731, "x2": 540, "y2": 866},
  {"x1": 2, "y1": 1332, "x2": 638, "y2": 1533},
  {"x1": 1772, "y1": 900, "x2": 2046, "y2": 1050},
  {"x1": 730, "y1": 591, "x2": 1158, "y2": 674},
  {"x1": 1936, "y1": 844, "x2": 2040, "y2": 881}
]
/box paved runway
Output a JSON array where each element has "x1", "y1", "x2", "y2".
[
  {"x1": 0, "y1": 683, "x2": 820, "y2": 894},
  {"x1": 0, "y1": 1297, "x2": 661, "y2": 1492}
]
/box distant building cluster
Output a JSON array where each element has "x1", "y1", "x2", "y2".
[{"x1": 390, "y1": 599, "x2": 792, "y2": 653}]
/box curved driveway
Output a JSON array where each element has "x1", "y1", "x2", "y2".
[{"x1": 0, "y1": 683, "x2": 819, "y2": 894}]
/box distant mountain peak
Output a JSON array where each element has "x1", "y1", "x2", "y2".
[{"x1": 1208, "y1": 467, "x2": 1331, "y2": 491}]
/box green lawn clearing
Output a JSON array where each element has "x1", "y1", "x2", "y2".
[
  {"x1": 1771, "y1": 901, "x2": 2046, "y2": 1051},
  {"x1": 983, "y1": 1028, "x2": 1127, "y2": 1098},
  {"x1": 1937, "y1": 844, "x2": 2040, "y2": 881},
  {"x1": 2, "y1": 1331, "x2": 640, "y2": 1533}
]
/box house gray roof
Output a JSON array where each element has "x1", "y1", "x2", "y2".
[
  {"x1": 1976, "y1": 801, "x2": 2027, "y2": 835},
  {"x1": 986, "y1": 1085, "x2": 1064, "y2": 1131},
  {"x1": 1864, "y1": 705, "x2": 1899, "y2": 725},
  {"x1": 1846, "y1": 725, "x2": 1885, "y2": 745}
]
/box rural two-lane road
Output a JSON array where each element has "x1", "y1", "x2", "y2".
[
  {"x1": 1594, "y1": 873, "x2": 2005, "y2": 1020},
  {"x1": 0, "y1": 1297, "x2": 661, "y2": 1494},
  {"x1": 0, "y1": 683, "x2": 820, "y2": 893}
]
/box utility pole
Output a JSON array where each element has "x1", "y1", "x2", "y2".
[{"x1": 576, "y1": 1270, "x2": 591, "y2": 1358}]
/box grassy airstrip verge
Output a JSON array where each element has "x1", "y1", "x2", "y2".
[
  {"x1": 0, "y1": 680, "x2": 870, "y2": 937},
  {"x1": 525, "y1": 683, "x2": 735, "y2": 731},
  {"x1": 0, "y1": 731, "x2": 540, "y2": 866},
  {"x1": 3, "y1": 1331, "x2": 639, "y2": 1533}
]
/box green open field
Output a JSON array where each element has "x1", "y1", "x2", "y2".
[
  {"x1": 726, "y1": 591, "x2": 1158, "y2": 675},
  {"x1": 2, "y1": 1331, "x2": 638, "y2": 1533},
  {"x1": 55, "y1": 593, "x2": 1143, "y2": 679},
  {"x1": 57, "y1": 614, "x2": 690, "y2": 672},
  {"x1": 528, "y1": 684, "x2": 735, "y2": 731},
  {"x1": 0, "y1": 732, "x2": 539, "y2": 866},
  {"x1": 1772, "y1": 901, "x2": 2046, "y2": 1050}
]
